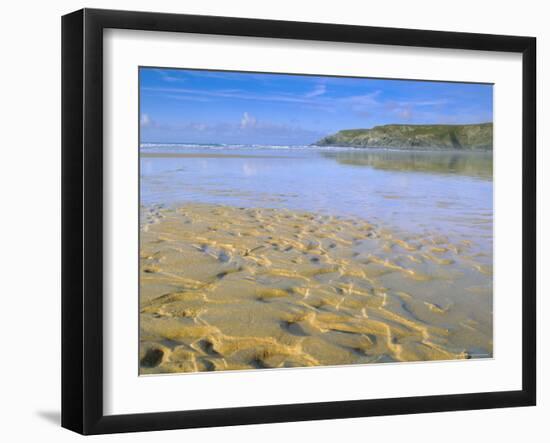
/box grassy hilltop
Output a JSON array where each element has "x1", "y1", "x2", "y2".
[{"x1": 314, "y1": 123, "x2": 493, "y2": 151}]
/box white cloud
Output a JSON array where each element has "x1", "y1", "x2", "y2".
[
  {"x1": 305, "y1": 84, "x2": 326, "y2": 98},
  {"x1": 140, "y1": 113, "x2": 153, "y2": 128},
  {"x1": 397, "y1": 107, "x2": 413, "y2": 120},
  {"x1": 193, "y1": 123, "x2": 207, "y2": 131},
  {"x1": 344, "y1": 90, "x2": 382, "y2": 106},
  {"x1": 340, "y1": 90, "x2": 382, "y2": 117},
  {"x1": 142, "y1": 86, "x2": 316, "y2": 105},
  {"x1": 154, "y1": 69, "x2": 186, "y2": 83},
  {"x1": 240, "y1": 112, "x2": 257, "y2": 129}
]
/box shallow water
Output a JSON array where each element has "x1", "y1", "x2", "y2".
[{"x1": 140, "y1": 145, "x2": 492, "y2": 254}]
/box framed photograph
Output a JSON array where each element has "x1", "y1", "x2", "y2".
[{"x1": 62, "y1": 8, "x2": 536, "y2": 435}]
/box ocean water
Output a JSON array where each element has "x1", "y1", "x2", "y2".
[{"x1": 140, "y1": 144, "x2": 492, "y2": 255}]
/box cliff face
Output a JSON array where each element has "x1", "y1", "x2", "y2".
[{"x1": 314, "y1": 123, "x2": 493, "y2": 150}]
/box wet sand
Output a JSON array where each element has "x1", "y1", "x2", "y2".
[{"x1": 139, "y1": 203, "x2": 493, "y2": 374}]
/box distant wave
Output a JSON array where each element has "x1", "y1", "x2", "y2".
[
  {"x1": 140, "y1": 142, "x2": 227, "y2": 149},
  {"x1": 139, "y1": 143, "x2": 357, "y2": 151}
]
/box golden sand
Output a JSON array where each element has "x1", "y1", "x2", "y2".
[{"x1": 139, "y1": 203, "x2": 493, "y2": 374}]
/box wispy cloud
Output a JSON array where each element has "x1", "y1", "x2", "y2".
[
  {"x1": 152, "y1": 69, "x2": 188, "y2": 83},
  {"x1": 343, "y1": 90, "x2": 382, "y2": 105},
  {"x1": 181, "y1": 70, "x2": 278, "y2": 83},
  {"x1": 381, "y1": 99, "x2": 449, "y2": 122},
  {"x1": 141, "y1": 85, "x2": 455, "y2": 132},
  {"x1": 337, "y1": 90, "x2": 383, "y2": 117},
  {"x1": 142, "y1": 86, "x2": 383, "y2": 111},
  {"x1": 140, "y1": 113, "x2": 155, "y2": 128},
  {"x1": 240, "y1": 112, "x2": 257, "y2": 129},
  {"x1": 305, "y1": 84, "x2": 327, "y2": 98},
  {"x1": 141, "y1": 86, "x2": 313, "y2": 104}
]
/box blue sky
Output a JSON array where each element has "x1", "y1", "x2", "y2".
[{"x1": 139, "y1": 67, "x2": 493, "y2": 145}]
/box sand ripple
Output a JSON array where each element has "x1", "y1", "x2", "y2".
[{"x1": 139, "y1": 204, "x2": 492, "y2": 374}]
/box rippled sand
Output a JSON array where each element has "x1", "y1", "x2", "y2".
[{"x1": 139, "y1": 203, "x2": 492, "y2": 374}]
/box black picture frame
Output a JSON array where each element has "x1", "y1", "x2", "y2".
[{"x1": 62, "y1": 8, "x2": 536, "y2": 435}]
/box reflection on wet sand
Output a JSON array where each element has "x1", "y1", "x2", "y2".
[{"x1": 322, "y1": 149, "x2": 492, "y2": 179}]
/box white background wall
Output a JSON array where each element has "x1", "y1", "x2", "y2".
[{"x1": 0, "y1": 1, "x2": 545, "y2": 441}]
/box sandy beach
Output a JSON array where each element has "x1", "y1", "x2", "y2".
[{"x1": 139, "y1": 203, "x2": 492, "y2": 374}]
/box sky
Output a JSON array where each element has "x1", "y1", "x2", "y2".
[{"x1": 139, "y1": 67, "x2": 493, "y2": 145}]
